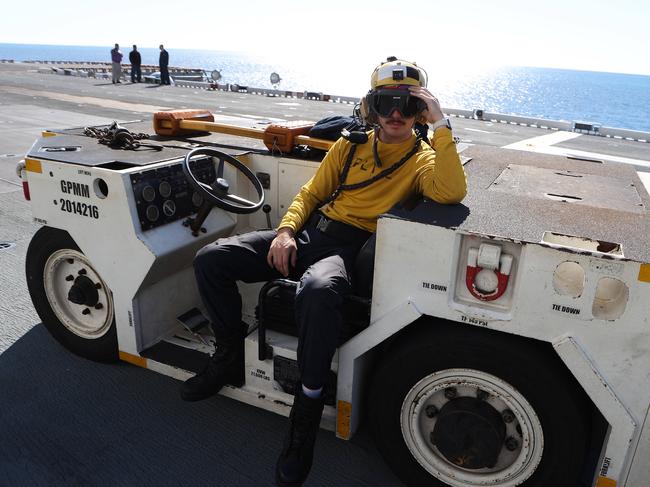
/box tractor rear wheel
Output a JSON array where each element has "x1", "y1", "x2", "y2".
[{"x1": 369, "y1": 322, "x2": 589, "y2": 487}]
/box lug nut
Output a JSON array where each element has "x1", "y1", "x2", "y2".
[
  {"x1": 78, "y1": 268, "x2": 87, "y2": 275},
  {"x1": 502, "y1": 409, "x2": 515, "y2": 423},
  {"x1": 477, "y1": 389, "x2": 490, "y2": 401},
  {"x1": 66, "y1": 258, "x2": 74, "y2": 264},
  {"x1": 505, "y1": 436, "x2": 519, "y2": 451},
  {"x1": 65, "y1": 275, "x2": 74, "y2": 281},
  {"x1": 425, "y1": 405, "x2": 439, "y2": 418},
  {"x1": 444, "y1": 387, "x2": 457, "y2": 399},
  {"x1": 82, "y1": 308, "x2": 91, "y2": 315},
  {"x1": 94, "y1": 303, "x2": 103, "y2": 310},
  {"x1": 95, "y1": 282, "x2": 102, "y2": 289}
]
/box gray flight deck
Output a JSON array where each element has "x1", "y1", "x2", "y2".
[
  {"x1": 457, "y1": 145, "x2": 649, "y2": 262},
  {"x1": 1, "y1": 61, "x2": 649, "y2": 486}
]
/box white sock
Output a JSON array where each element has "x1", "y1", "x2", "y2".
[{"x1": 302, "y1": 384, "x2": 323, "y2": 398}]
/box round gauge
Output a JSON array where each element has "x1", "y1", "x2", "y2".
[
  {"x1": 192, "y1": 192, "x2": 203, "y2": 207},
  {"x1": 146, "y1": 205, "x2": 159, "y2": 222},
  {"x1": 162, "y1": 199, "x2": 176, "y2": 217},
  {"x1": 142, "y1": 185, "x2": 156, "y2": 202},
  {"x1": 159, "y1": 181, "x2": 172, "y2": 198}
]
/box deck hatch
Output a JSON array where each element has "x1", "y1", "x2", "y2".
[{"x1": 489, "y1": 164, "x2": 644, "y2": 213}]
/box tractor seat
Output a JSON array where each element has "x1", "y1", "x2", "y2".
[{"x1": 256, "y1": 234, "x2": 376, "y2": 360}]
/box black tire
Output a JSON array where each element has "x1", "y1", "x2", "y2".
[
  {"x1": 26, "y1": 226, "x2": 118, "y2": 363},
  {"x1": 369, "y1": 320, "x2": 590, "y2": 487}
]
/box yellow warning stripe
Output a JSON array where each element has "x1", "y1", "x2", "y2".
[
  {"x1": 24, "y1": 158, "x2": 42, "y2": 173},
  {"x1": 596, "y1": 476, "x2": 616, "y2": 487},
  {"x1": 639, "y1": 264, "x2": 650, "y2": 283},
  {"x1": 336, "y1": 400, "x2": 352, "y2": 439},
  {"x1": 119, "y1": 351, "x2": 147, "y2": 368}
]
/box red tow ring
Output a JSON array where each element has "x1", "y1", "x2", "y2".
[{"x1": 466, "y1": 250, "x2": 513, "y2": 302}]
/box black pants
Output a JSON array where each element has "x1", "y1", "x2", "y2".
[
  {"x1": 131, "y1": 65, "x2": 141, "y2": 83},
  {"x1": 194, "y1": 217, "x2": 368, "y2": 389},
  {"x1": 160, "y1": 66, "x2": 170, "y2": 85}
]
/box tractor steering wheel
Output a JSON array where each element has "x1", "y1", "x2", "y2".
[{"x1": 183, "y1": 147, "x2": 264, "y2": 214}]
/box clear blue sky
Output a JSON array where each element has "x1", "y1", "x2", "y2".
[{"x1": 3, "y1": 0, "x2": 650, "y2": 75}]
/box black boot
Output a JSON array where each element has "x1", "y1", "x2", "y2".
[
  {"x1": 180, "y1": 331, "x2": 245, "y2": 402},
  {"x1": 275, "y1": 386, "x2": 325, "y2": 487}
]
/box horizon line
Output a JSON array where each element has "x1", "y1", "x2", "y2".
[{"x1": 1, "y1": 41, "x2": 649, "y2": 78}]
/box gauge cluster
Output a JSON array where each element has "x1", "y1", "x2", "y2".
[{"x1": 130, "y1": 158, "x2": 216, "y2": 231}]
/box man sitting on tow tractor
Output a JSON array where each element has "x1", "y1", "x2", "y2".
[{"x1": 182, "y1": 57, "x2": 468, "y2": 487}]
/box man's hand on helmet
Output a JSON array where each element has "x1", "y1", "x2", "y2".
[{"x1": 408, "y1": 86, "x2": 444, "y2": 123}]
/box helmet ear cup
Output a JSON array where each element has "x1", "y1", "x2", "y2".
[{"x1": 360, "y1": 92, "x2": 377, "y2": 125}]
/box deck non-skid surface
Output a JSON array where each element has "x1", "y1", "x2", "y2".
[
  {"x1": 388, "y1": 145, "x2": 650, "y2": 263},
  {"x1": 0, "y1": 325, "x2": 401, "y2": 486},
  {"x1": 458, "y1": 145, "x2": 649, "y2": 263}
]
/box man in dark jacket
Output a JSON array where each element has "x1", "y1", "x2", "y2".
[
  {"x1": 129, "y1": 45, "x2": 141, "y2": 83},
  {"x1": 159, "y1": 44, "x2": 170, "y2": 85}
]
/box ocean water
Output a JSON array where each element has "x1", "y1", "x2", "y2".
[{"x1": 1, "y1": 43, "x2": 649, "y2": 133}]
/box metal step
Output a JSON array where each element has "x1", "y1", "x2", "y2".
[{"x1": 140, "y1": 340, "x2": 209, "y2": 374}]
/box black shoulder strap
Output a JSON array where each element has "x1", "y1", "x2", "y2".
[
  {"x1": 415, "y1": 122, "x2": 432, "y2": 147},
  {"x1": 339, "y1": 138, "x2": 421, "y2": 191},
  {"x1": 320, "y1": 136, "x2": 422, "y2": 208},
  {"x1": 319, "y1": 143, "x2": 358, "y2": 208}
]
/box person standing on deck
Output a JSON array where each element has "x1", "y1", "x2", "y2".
[
  {"x1": 129, "y1": 45, "x2": 141, "y2": 83},
  {"x1": 159, "y1": 44, "x2": 170, "y2": 85},
  {"x1": 110, "y1": 44, "x2": 122, "y2": 84},
  {"x1": 183, "y1": 57, "x2": 467, "y2": 487}
]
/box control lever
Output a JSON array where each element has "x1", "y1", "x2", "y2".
[
  {"x1": 263, "y1": 204, "x2": 272, "y2": 229},
  {"x1": 183, "y1": 178, "x2": 231, "y2": 236},
  {"x1": 183, "y1": 200, "x2": 212, "y2": 236}
]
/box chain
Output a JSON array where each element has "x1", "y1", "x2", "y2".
[{"x1": 83, "y1": 122, "x2": 162, "y2": 151}]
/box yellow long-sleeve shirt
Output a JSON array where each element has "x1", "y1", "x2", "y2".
[{"x1": 278, "y1": 127, "x2": 467, "y2": 233}]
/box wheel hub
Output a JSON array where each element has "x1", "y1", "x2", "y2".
[
  {"x1": 431, "y1": 396, "x2": 506, "y2": 469},
  {"x1": 67, "y1": 275, "x2": 99, "y2": 307},
  {"x1": 400, "y1": 369, "x2": 544, "y2": 486},
  {"x1": 44, "y1": 249, "x2": 114, "y2": 339}
]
